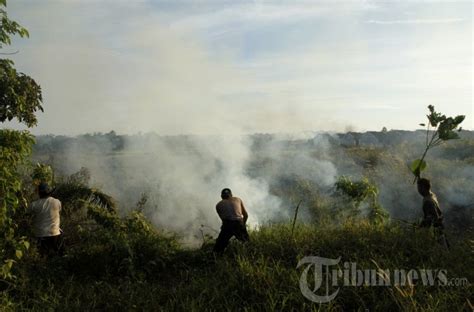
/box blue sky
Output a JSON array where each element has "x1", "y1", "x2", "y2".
[{"x1": 5, "y1": 0, "x2": 473, "y2": 135}]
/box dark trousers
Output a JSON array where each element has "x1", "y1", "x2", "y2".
[
  {"x1": 422, "y1": 223, "x2": 450, "y2": 250},
  {"x1": 37, "y1": 234, "x2": 64, "y2": 257},
  {"x1": 434, "y1": 226, "x2": 450, "y2": 250},
  {"x1": 213, "y1": 220, "x2": 249, "y2": 252}
]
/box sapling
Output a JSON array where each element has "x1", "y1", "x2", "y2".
[
  {"x1": 291, "y1": 200, "x2": 302, "y2": 236},
  {"x1": 411, "y1": 105, "x2": 465, "y2": 182},
  {"x1": 334, "y1": 176, "x2": 388, "y2": 224}
]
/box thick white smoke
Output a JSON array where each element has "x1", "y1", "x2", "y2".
[
  {"x1": 54, "y1": 133, "x2": 285, "y2": 243},
  {"x1": 35, "y1": 130, "x2": 474, "y2": 243}
]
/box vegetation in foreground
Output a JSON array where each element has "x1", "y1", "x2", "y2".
[
  {"x1": 1, "y1": 2, "x2": 472, "y2": 311},
  {"x1": 1, "y1": 196, "x2": 473, "y2": 311}
]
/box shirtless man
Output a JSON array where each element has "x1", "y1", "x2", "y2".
[
  {"x1": 213, "y1": 188, "x2": 249, "y2": 252},
  {"x1": 417, "y1": 178, "x2": 443, "y2": 228},
  {"x1": 417, "y1": 178, "x2": 449, "y2": 249}
]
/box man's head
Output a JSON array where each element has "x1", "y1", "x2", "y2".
[
  {"x1": 417, "y1": 178, "x2": 431, "y2": 196},
  {"x1": 38, "y1": 182, "x2": 52, "y2": 198},
  {"x1": 221, "y1": 188, "x2": 232, "y2": 199}
]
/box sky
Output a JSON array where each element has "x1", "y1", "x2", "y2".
[{"x1": 4, "y1": 0, "x2": 473, "y2": 135}]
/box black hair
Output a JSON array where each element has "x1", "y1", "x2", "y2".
[
  {"x1": 417, "y1": 178, "x2": 431, "y2": 190},
  {"x1": 221, "y1": 188, "x2": 232, "y2": 198},
  {"x1": 38, "y1": 182, "x2": 52, "y2": 198}
]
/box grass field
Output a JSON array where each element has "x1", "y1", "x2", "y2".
[
  {"x1": 2, "y1": 213, "x2": 473, "y2": 311},
  {"x1": 3, "y1": 132, "x2": 472, "y2": 311}
]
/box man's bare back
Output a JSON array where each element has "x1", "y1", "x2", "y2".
[
  {"x1": 216, "y1": 197, "x2": 248, "y2": 222},
  {"x1": 214, "y1": 188, "x2": 250, "y2": 252}
]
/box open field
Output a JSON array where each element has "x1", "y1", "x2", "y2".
[
  {"x1": 1, "y1": 130, "x2": 472, "y2": 311},
  {"x1": 2, "y1": 219, "x2": 473, "y2": 311}
]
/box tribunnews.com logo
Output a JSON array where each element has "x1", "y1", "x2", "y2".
[{"x1": 297, "y1": 256, "x2": 470, "y2": 304}]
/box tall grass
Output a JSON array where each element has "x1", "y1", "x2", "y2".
[{"x1": 2, "y1": 214, "x2": 472, "y2": 311}]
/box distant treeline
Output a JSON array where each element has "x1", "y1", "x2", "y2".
[{"x1": 33, "y1": 129, "x2": 474, "y2": 154}]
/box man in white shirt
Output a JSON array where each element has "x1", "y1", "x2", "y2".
[
  {"x1": 30, "y1": 182, "x2": 63, "y2": 256},
  {"x1": 213, "y1": 188, "x2": 249, "y2": 252}
]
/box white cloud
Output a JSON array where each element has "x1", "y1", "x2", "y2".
[
  {"x1": 4, "y1": 0, "x2": 472, "y2": 134},
  {"x1": 366, "y1": 18, "x2": 465, "y2": 24}
]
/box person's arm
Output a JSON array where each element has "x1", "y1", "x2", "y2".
[
  {"x1": 216, "y1": 204, "x2": 223, "y2": 221},
  {"x1": 28, "y1": 201, "x2": 36, "y2": 218},
  {"x1": 23, "y1": 201, "x2": 36, "y2": 236},
  {"x1": 241, "y1": 200, "x2": 248, "y2": 223}
]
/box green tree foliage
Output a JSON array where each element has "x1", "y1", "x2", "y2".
[
  {"x1": 0, "y1": 59, "x2": 43, "y2": 126},
  {"x1": 411, "y1": 105, "x2": 465, "y2": 180},
  {"x1": 0, "y1": 0, "x2": 29, "y2": 48},
  {"x1": 0, "y1": 0, "x2": 42, "y2": 281},
  {"x1": 0, "y1": 1, "x2": 42, "y2": 126},
  {"x1": 0, "y1": 130, "x2": 34, "y2": 279},
  {"x1": 55, "y1": 179, "x2": 116, "y2": 215},
  {"x1": 31, "y1": 163, "x2": 54, "y2": 186},
  {"x1": 335, "y1": 176, "x2": 388, "y2": 224}
]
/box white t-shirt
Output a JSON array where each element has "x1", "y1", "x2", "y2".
[{"x1": 31, "y1": 197, "x2": 62, "y2": 237}]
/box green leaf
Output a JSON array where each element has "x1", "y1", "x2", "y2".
[
  {"x1": 427, "y1": 115, "x2": 438, "y2": 127},
  {"x1": 15, "y1": 249, "x2": 23, "y2": 259},
  {"x1": 439, "y1": 130, "x2": 460, "y2": 140},
  {"x1": 410, "y1": 159, "x2": 427, "y2": 175},
  {"x1": 454, "y1": 115, "x2": 465, "y2": 125},
  {"x1": 4, "y1": 259, "x2": 15, "y2": 269},
  {"x1": 419, "y1": 123, "x2": 426, "y2": 127}
]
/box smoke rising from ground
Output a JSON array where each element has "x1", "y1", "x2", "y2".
[
  {"x1": 43, "y1": 133, "x2": 288, "y2": 243},
  {"x1": 35, "y1": 130, "x2": 474, "y2": 244},
  {"x1": 7, "y1": 0, "x2": 473, "y2": 238}
]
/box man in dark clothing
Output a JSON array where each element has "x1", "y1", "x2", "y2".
[
  {"x1": 213, "y1": 188, "x2": 249, "y2": 253},
  {"x1": 417, "y1": 178, "x2": 449, "y2": 248}
]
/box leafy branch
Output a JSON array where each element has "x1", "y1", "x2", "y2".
[
  {"x1": 335, "y1": 176, "x2": 388, "y2": 224},
  {"x1": 410, "y1": 105, "x2": 464, "y2": 182},
  {"x1": 0, "y1": 0, "x2": 30, "y2": 49},
  {"x1": 0, "y1": 0, "x2": 41, "y2": 282}
]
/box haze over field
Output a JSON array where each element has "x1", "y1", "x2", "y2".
[
  {"x1": 2, "y1": 2, "x2": 473, "y2": 310},
  {"x1": 33, "y1": 130, "x2": 474, "y2": 244},
  {"x1": 6, "y1": 0, "x2": 473, "y2": 135},
  {"x1": 4, "y1": 1, "x2": 472, "y2": 242}
]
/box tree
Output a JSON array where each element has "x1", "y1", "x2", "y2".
[
  {"x1": 0, "y1": 0, "x2": 42, "y2": 281},
  {"x1": 0, "y1": 0, "x2": 42, "y2": 125},
  {"x1": 0, "y1": 59, "x2": 43, "y2": 125},
  {"x1": 0, "y1": 0, "x2": 28, "y2": 46},
  {"x1": 334, "y1": 176, "x2": 388, "y2": 224}
]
